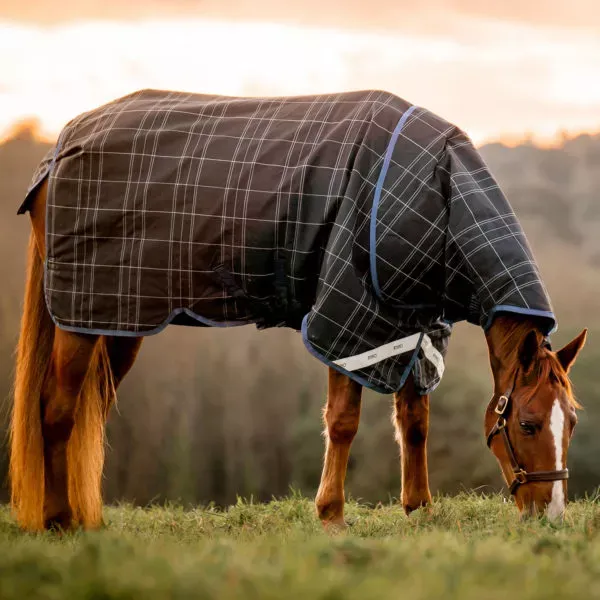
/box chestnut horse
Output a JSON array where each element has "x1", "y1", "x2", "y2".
[
  {"x1": 10, "y1": 180, "x2": 587, "y2": 531},
  {"x1": 316, "y1": 319, "x2": 586, "y2": 526}
]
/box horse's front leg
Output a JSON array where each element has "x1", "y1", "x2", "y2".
[
  {"x1": 393, "y1": 374, "x2": 432, "y2": 514},
  {"x1": 315, "y1": 368, "x2": 362, "y2": 529}
]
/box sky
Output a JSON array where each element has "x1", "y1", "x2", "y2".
[{"x1": 1, "y1": 1, "x2": 599, "y2": 145}]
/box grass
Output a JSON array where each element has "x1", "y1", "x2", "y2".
[{"x1": 1, "y1": 493, "x2": 600, "y2": 599}]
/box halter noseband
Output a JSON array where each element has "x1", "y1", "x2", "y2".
[{"x1": 486, "y1": 372, "x2": 569, "y2": 495}]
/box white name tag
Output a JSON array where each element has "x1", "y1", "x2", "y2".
[
  {"x1": 332, "y1": 332, "x2": 444, "y2": 379},
  {"x1": 419, "y1": 334, "x2": 445, "y2": 379}
]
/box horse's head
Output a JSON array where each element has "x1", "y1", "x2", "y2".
[{"x1": 485, "y1": 316, "x2": 587, "y2": 520}]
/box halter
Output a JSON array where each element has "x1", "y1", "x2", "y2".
[{"x1": 486, "y1": 371, "x2": 569, "y2": 495}]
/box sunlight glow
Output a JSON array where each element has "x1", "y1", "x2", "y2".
[{"x1": 1, "y1": 18, "x2": 599, "y2": 145}]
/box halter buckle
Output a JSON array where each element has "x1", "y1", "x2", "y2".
[
  {"x1": 514, "y1": 469, "x2": 527, "y2": 485},
  {"x1": 495, "y1": 395, "x2": 509, "y2": 415}
]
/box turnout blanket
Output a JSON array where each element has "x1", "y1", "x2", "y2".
[{"x1": 20, "y1": 89, "x2": 556, "y2": 394}]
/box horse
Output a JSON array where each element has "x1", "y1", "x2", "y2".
[{"x1": 9, "y1": 88, "x2": 587, "y2": 531}]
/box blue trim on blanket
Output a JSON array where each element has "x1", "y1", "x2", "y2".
[
  {"x1": 397, "y1": 331, "x2": 424, "y2": 390},
  {"x1": 300, "y1": 313, "x2": 421, "y2": 395},
  {"x1": 369, "y1": 105, "x2": 418, "y2": 300},
  {"x1": 484, "y1": 305, "x2": 557, "y2": 335},
  {"x1": 47, "y1": 306, "x2": 255, "y2": 338}
]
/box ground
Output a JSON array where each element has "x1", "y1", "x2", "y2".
[{"x1": 1, "y1": 493, "x2": 600, "y2": 599}]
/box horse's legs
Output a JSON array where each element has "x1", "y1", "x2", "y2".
[
  {"x1": 315, "y1": 368, "x2": 362, "y2": 528},
  {"x1": 42, "y1": 328, "x2": 99, "y2": 529},
  {"x1": 393, "y1": 374, "x2": 432, "y2": 514},
  {"x1": 105, "y1": 336, "x2": 143, "y2": 391},
  {"x1": 42, "y1": 335, "x2": 142, "y2": 529}
]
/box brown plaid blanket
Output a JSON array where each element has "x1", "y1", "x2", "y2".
[{"x1": 20, "y1": 89, "x2": 555, "y2": 393}]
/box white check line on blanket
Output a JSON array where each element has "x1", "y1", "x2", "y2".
[{"x1": 333, "y1": 333, "x2": 445, "y2": 379}]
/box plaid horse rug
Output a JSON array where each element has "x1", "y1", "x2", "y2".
[{"x1": 20, "y1": 89, "x2": 556, "y2": 394}]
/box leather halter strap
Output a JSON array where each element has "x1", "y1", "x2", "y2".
[{"x1": 486, "y1": 372, "x2": 569, "y2": 495}]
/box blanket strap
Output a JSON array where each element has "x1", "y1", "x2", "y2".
[{"x1": 213, "y1": 257, "x2": 303, "y2": 330}]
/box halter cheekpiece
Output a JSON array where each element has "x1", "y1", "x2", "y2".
[{"x1": 486, "y1": 370, "x2": 569, "y2": 495}]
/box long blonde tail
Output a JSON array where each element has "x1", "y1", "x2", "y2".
[
  {"x1": 67, "y1": 339, "x2": 114, "y2": 528},
  {"x1": 10, "y1": 233, "x2": 114, "y2": 530}
]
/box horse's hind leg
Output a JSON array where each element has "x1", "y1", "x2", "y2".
[
  {"x1": 315, "y1": 368, "x2": 362, "y2": 528},
  {"x1": 42, "y1": 328, "x2": 99, "y2": 529},
  {"x1": 105, "y1": 336, "x2": 143, "y2": 397},
  {"x1": 43, "y1": 335, "x2": 142, "y2": 530},
  {"x1": 393, "y1": 374, "x2": 432, "y2": 514}
]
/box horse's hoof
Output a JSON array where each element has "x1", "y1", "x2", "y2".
[
  {"x1": 402, "y1": 497, "x2": 431, "y2": 516},
  {"x1": 44, "y1": 511, "x2": 74, "y2": 533},
  {"x1": 321, "y1": 518, "x2": 348, "y2": 533}
]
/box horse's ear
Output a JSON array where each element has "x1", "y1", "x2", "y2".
[
  {"x1": 519, "y1": 330, "x2": 540, "y2": 371},
  {"x1": 556, "y1": 329, "x2": 588, "y2": 373}
]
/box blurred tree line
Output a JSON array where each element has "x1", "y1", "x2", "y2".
[{"x1": 0, "y1": 122, "x2": 599, "y2": 507}]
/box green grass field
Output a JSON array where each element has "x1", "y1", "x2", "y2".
[{"x1": 1, "y1": 493, "x2": 600, "y2": 599}]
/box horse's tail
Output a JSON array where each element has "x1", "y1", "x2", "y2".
[
  {"x1": 10, "y1": 233, "x2": 55, "y2": 530},
  {"x1": 67, "y1": 334, "x2": 114, "y2": 529},
  {"x1": 10, "y1": 232, "x2": 115, "y2": 530}
]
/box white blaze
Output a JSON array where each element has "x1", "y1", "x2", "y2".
[{"x1": 546, "y1": 399, "x2": 566, "y2": 520}]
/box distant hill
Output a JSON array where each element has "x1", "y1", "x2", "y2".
[{"x1": 480, "y1": 133, "x2": 600, "y2": 264}]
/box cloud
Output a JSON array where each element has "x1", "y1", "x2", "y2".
[
  {"x1": 2, "y1": 0, "x2": 599, "y2": 34},
  {"x1": 0, "y1": 17, "x2": 599, "y2": 144}
]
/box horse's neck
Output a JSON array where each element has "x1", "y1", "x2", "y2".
[{"x1": 484, "y1": 315, "x2": 543, "y2": 389}]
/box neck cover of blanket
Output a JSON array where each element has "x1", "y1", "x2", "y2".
[{"x1": 19, "y1": 89, "x2": 556, "y2": 394}]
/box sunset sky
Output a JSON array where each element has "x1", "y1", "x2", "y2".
[{"x1": 1, "y1": 0, "x2": 599, "y2": 145}]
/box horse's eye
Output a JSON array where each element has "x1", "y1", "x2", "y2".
[{"x1": 519, "y1": 422, "x2": 536, "y2": 436}]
